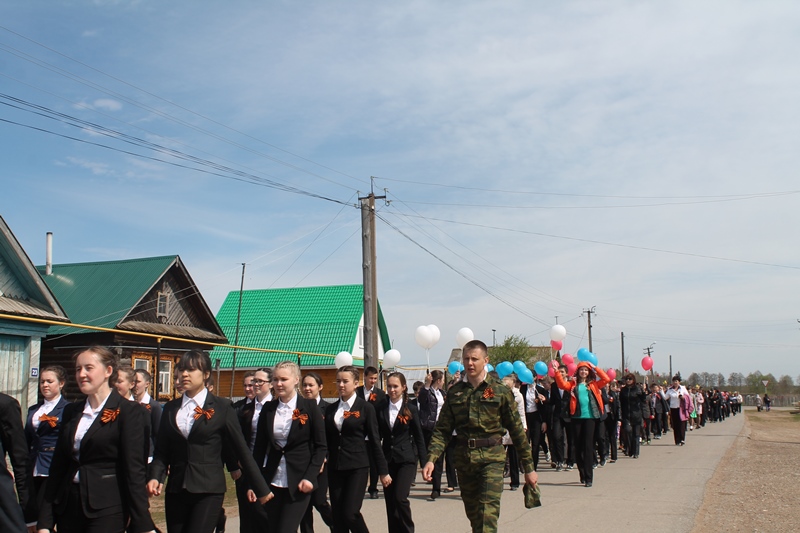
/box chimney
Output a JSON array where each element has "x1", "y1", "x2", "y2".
[{"x1": 46, "y1": 232, "x2": 53, "y2": 275}]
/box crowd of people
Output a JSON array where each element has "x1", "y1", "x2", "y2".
[{"x1": 0, "y1": 342, "x2": 758, "y2": 533}]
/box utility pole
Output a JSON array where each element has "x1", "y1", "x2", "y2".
[
  {"x1": 583, "y1": 306, "x2": 596, "y2": 352},
  {"x1": 229, "y1": 263, "x2": 246, "y2": 399},
  {"x1": 359, "y1": 179, "x2": 387, "y2": 371},
  {"x1": 644, "y1": 342, "x2": 656, "y2": 381},
  {"x1": 620, "y1": 332, "x2": 625, "y2": 374}
]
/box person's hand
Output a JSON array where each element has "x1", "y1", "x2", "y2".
[
  {"x1": 298, "y1": 479, "x2": 314, "y2": 493},
  {"x1": 257, "y1": 492, "x2": 274, "y2": 505},
  {"x1": 537, "y1": 393, "x2": 546, "y2": 403},
  {"x1": 421, "y1": 462, "x2": 434, "y2": 481},
  {"x1": 424, "y1": 373, "x2": 432, "y2": 387},
  {"x1": 230, "y1": 469, "x2": 242, "y2": 481},
  {"x1": 524, "y1": 470, "x2": 538, "y2": 486},
  {"x1": 380, "y1": 474, "x2": 392, "y2": 488},
  {"x1": 146, "y1": 479, "x2": 162, "y2": 497},
  {"x1": 541, "y1": 422, "x2": 547, "y2": 433}
]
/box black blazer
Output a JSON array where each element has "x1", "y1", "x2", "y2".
[
  {"x1": 416, "y1": 386, "x2": 444, "y2": 431},
  {"x1": 376, "y1": 399, "x2": 426, "y2": 467},
  {"x1": 25, "y1": 396, "x2": 69, "y2": 477},
  {"x1": 0, "y1": 393, "x2": 30, "y2": 522},
  {"x1": 324, "y1": 397, "x2": 388, "y2": 475},
  {"x1": 149, "y1": 391, "x2": 269, "y2": 499},
  {"x1": 519, "y1": 383, "x2": 550, "y2": 421},
  {"x1": 252, "y1": 396, "x2": 327, "y2": 500},
  {"x1": 37, "y1": 390, "x2": 154, "y2": 532},
  {"x1": 141, "y1": 397, "x2": 162, "y2": 459},
  {"x1": 356, "y1": 386, "x2": 387, "y2": 405},
  {"x1": 548, "y1": 381, "x2": 571, "y2": 423}
]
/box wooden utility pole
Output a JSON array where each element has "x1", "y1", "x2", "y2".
[
  {"x1": 620, "y1": 331, "x2": 625, "y2": 374},
  {"x1": 229, "y1": 263, "x2": 246, "y2": 399},
  {"x1": 359, "y1": 180, "x2": 386, "y2": 370}
]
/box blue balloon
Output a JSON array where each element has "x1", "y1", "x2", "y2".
[
  {"x1": 486, "y1": 363, "x2": 494, "y2": 372},
  {"x1": 586, "y1": 352, "x2": 598, "y2": 366},
  {"x1": 519, "y1": 368, "x2": 534, "y2": 384},
  {"x1": 576, "y1": 347, "x2": 591, "y2": 362},
  {"x1": 534, "y1": 361, "x2": 548, "y2": 376},
  {"x1": 513, "y1": 360, "x2": 528, "y2": 375},
  {"x1": 458, "y1": 362, "x2": 465, "y2": 372},
  {"x1": 496, "y1": 361, "x2": 514, "y2": 379},
  {"x1": 448, "y1": 361, "x2": 461, "y2": 375}
]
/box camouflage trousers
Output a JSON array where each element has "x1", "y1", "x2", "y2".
[{"x1": 455, "y1": 460, "x2": 504, "y2": 533}]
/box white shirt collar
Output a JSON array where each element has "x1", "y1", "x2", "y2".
[
  {"x1": 140, "y1": 392, "x2": 152, "y2": 404},
  {"x1": 390, "y1": 397, "x2": 403, "y2": 410},
  {"x1": 278, "y1": 393, "x2": 298, "y2": 411},
  {"x1": 340, "y1": 392, "x2": 356, "y2": 408},
  {"x1": 83, "y1": 392, "x2": 111, "y2": 415},
  {"x1": 182, "y1": 387, "x2": 208, "y2": 409},
  {"x1": 43, "y1": 395, "x2": 61, "y2": 409}
]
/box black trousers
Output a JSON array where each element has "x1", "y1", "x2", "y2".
[
  {"x1": 593, "y1": 417, "x2": 607, "y2": 462},
  {"x1": 265, "y1": 485, "x2": 312, "y2": 533},
  {"x1": 444, "y1": 438, "x2": 458, "y2": 488},
  {"x1": 235, "y1": 475, "x2": 269, "y2": 533},
  {"x1": 670, "y1": 408, "x2": 685, "y2": 444},
  {"x1": 549, "y1": 416, "x2": 568, "y2": 465},
  {"x1": 384, "y1": 461, "x2": 416, "y2": 533},
  {"x1": 525, "y1": 411, "x2": 545, "y2": 470},
  {"x1": 623, "y1": 418, "x2": 641, "y2": 457},
  {"x1": 0, "y1": 472, "x2": 27, "y2": 533},
  {"x1": 367, "y1": 440, "x2": 378, "y2": 494},
  {"x1": 165, "y1": 490, "x2": 225, "y2": 533},
  {"x1": 565, "y1": 419, "x2": 576, "y2": 466},
  {"x1": 604, "y1": 417, "x2": 618, "y2": 461},
  {"x1": 505, "y1": 445, "x2": 519, "y2": 488},
  {"x1": 573, "y1": 418, "x2": 596, "y2": 484},
  {"x1": 55, "y1": 482, "x2": 126, "y2": 533},
  {"x1": 423, "y1": 429, "x2": 445, "y2": 494},
  {"x1": 329, "y1": 466, "x2": 370, "y2": 533},
  {"x1": 300, "y1": 464, "x2": 334, "y2": 533}
]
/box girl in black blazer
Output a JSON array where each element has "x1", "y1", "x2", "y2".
[
  {"x1": 250, "y1": 361, "x2": 327, "y2": 533},
  {"x1": 299, "y1": 371, "x2": 335, "y2": 533},
  {"x1": 376, "y1": 372, "x2": 427, "y2": 533},
  {"x1": 147, "y1": 350, "x2": 270, "y2": 533},
  {"x1": 36, "y1": 346, "x2": 155, "y2": 533},
  {"x1": 324, "y1": 365, "x2": 391, "y2": 533},
  {"x1": 25, "y1": 365, "x2": 69, "y2": 519}
]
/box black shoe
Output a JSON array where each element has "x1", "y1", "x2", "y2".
[
  {"x1": 510, "y1": 486, "x2": 518, "y2": 491},
  {"x1": 428, "y1": 491, "x2": 440, "y2": 501},
  {"x1": 585, "y1": 482, "x2": 592, "y2": 488},
  {"x1": 369, "y1": 491, "x2": 379, "y2": 499}
]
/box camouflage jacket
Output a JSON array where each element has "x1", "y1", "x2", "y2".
[{"x1": 426, "y1": 374, "x2": 534, "y2": 472}]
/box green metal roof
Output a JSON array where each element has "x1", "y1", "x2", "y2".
[
  {"x1": 211, "y1": 284, "x2": 391, "y2": 368},
  {"x1": 36, "y1": 256, "x2": 177, "y2": 335}
]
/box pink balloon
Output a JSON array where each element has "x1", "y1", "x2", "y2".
[
  {"x1": 550, "y1": 340, "x2": 563, "y2": 351},
  {"x1": 641, "y1": 356, "x2": 653, "y2": 371},
  {"x1": 567, "y1": 362, "x2": 577, "y2": 376},
  {"x1": 607, "y1": 368, "x2": 617, "y2": 380},
  {"x1": 548, "y1": 367, "x2": 556, "y2": 377},
  {"x1": 562, "y1": 353, "x2": 574, "y2": 365}
]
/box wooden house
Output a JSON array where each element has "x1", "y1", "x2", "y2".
[
  {"x1": 0, "y1": 216, "x2": 69, "y2": 411},
  {"x1": 38, "y1": 255, "x2": 227, "y2": 400},
  {"x1": 211, "y1": 284, "x2": 391, "y2": 398}
]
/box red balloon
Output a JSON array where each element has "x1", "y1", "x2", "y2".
[
  {"x1": 550, "y1": 340, "x2": 563, "y2": 351},
  {"x1": 567, "y1": 362, "x2": 577, "y2": 376},
  {"x1": 562, "y1": 353, "x2": 574, "y2": 365},
  {"x1": 641, "y1": 356, "x2": 653, "y2": 371},
  {"x1": 607, "y1": 368, "x2": 617, "y2": 380},
  {"x1": 547, "y1": 367, "x2": 556, "y2": 377}
]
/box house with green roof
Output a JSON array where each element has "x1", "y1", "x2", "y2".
[
  {"x1": 0, "y1": 217, "x2": 69, "y2": 411},
  {"x1": 37, "y1": 255, "x2": 227, "y2": 400},
  {"x1": 211, "y1": 284, "x2": 391, "y2": 397}
]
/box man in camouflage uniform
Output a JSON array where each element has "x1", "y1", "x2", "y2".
[{"x1": 422, "y1": 340, "x2": 538, "y2": 533}]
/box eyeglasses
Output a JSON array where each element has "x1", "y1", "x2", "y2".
[
  {"x1": 626, "y1": 377, "x2": 634, "y2": 380},
  {"x1": 243, "y1": 384, "x2": 254, "y2": 388},
  {"x1": 253, "y1": 379, "x2": 267, "y2": 385}
]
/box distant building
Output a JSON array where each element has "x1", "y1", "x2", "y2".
[
  {"x1": 38, "y1": 255, "x2": 227, "y2": 400},
  {"x1": 0, "y1": 217, "x2": 69, "y2": 411},
  {"x1": 212, "y1": 284, "x2": 391, "y2": 398}
]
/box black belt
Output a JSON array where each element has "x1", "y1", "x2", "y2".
[{"x1": 460, "y1": 436, "x2": 502, "y2": 449}]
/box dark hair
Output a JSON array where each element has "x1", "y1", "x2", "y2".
[
  {"x1": 462, "y1": 339, "x2": 488, "y2": 355},
  {"x1": 205, "y1": 374, "x2": 216, "y2": 389},
  {"x1": 387, "y1": 372, "x2": 411, "y2": 418},
  {"x1": 118, "y1": 365, "x2": 136, "y2": 384},
  {"x1": 624, "y1": 373, "x2": 636, "y2": 383},
  {"x1": 672, "y1": 375, "x2": 681, "y2": 382},
  {"x1": 41, "y1": 365, "x2": 68, "y2": 384},
  {"x1": 134, "y1": 368, "x2": 152, "y2": 384},
  {"x1": 412, "y1": 380, "x2": 424, "y2": 394},
  {"x1": 242, "y1": 371, "x2": 256, "y2": 381},
  {"x1": 177, "y1": 349, "x2": 212, "y2": 377},
  {"x1": 303, "y1": 372, "x2": 323, "y2": 387},
  {"x1": 74, "y1": 345, "x2": 119, "y2": 386},
  {"x1": 431, "y1": 370, "x2": 444, "y2": 383},
  {"x1": 337, "y1": 365, "x2": 360, "y2": 383},
  {"x1": 363, "y1": 366, "x2": 379, "y2": 378},
  {"x1": 255, "y1": 367, "x2": 273, "y2": 380}
]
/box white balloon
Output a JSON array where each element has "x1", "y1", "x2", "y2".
[
  {"x1": 415, "y1": 325, "x2": 433, "y2": 349},
  {"x1": 383, "y1": 349, "x2": 402, "y2": 367},
  {"x1": 549, "y1": 324, "x2": 567, "y2": 342},
  {"x1": 455, "y1": 327, "x2": 474, "y2": 349},
  {"x1": 427, "y1": 324, "x2": 441, "y2": 348},
  {"x1": 334, "y1": 351, "x2": 353, "y2": 368}
]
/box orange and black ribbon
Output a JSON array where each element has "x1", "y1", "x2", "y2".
[
  {"x1": 369, "y1": 392, "x2": 377, "y2": 402},
  {"x1": 343, "y1": 410, "x2": 360, "y2": 419},
  {"x1": 39, "y1": 414, "x2": 59, "y2": 428},
  {"x1": 144, "y1": 403, "x2": 152, "y2": 411},
  {"x1": 292, "y1": 409, "x2": 309, "y2": 425},
  {"x1": 396, "y1": 414, "x2": 409, "y2": 425},
  {"x1": 101, "y1": 408, "x2": 120, "y2": 424},
  {"x1": 193, "y1": 406, "x2": 215, "y2": 421},
  {"x1": 482, "y1": 387, "x2": 495, "y2": 400}
]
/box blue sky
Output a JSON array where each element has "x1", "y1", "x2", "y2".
[{"x1": 3, "y1": 1, "x2": 800, "y2": 382}]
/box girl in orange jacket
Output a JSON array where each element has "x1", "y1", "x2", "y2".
[{"x1": 554, "y1": 362, "x2": 611, "y2": 488}]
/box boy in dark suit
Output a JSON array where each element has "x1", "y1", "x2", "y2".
[
  {"x1": 0, "y1": 392, "x2": 28, "y2": 532},
  {"x1": 356, "y1": 366, "x2": 386, "y2": 499}
]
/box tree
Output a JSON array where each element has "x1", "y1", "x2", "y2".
[
  {"x1": 728, "y1": 372, "x2": 744, "y2": 387},
  {"x1": 687, "y1": 373, "x2": 700, "y2": 388},
  {"x1": 700, "y1": 372, "x2": 711, "y2": 388},
  {"x1": 488, "y1": 335, "x2": 549, "y2": 366},
  {"x1": 777, "y1": 375, "x2": 794, "y2": 394},
  {"x1": 745, "y1": 371, "x2": 764, "y2": 391},
  {"x1": 717, "y1": 373, "x2": 726, "y2": 387}
]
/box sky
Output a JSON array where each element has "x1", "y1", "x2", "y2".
[{"x1": 2, "y1": 1, "x2": 800, "y2": 382}]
